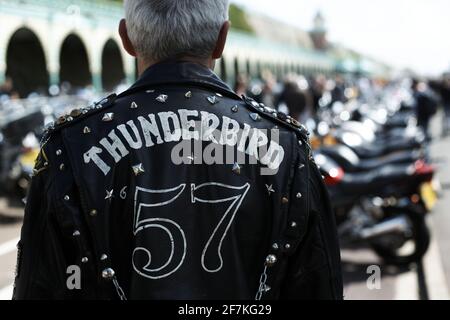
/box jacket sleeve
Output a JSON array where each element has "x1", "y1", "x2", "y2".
[
  {"x1": 280, "y1": 158, "x2": 343, "y2": 300},
  {"x1": 13, "y1": 149, "x2": 75, "y2": 300}
]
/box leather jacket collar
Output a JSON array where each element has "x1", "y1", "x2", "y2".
[{"x1": 120, "y1": 61, "x2": 239, "y2": 100}]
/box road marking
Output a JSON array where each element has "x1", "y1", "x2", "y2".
[
  {"x1": 0, "y1": 284, "x2": 13, "y2": 300},
  {"x1": 0, "y1": 238, "x2": 19, "y2": 257}
]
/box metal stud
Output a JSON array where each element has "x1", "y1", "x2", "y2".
[
  {"x1": 73, "y1": 230, "x2": 80, "y2": 237},
  {"x1": 64, "y1": 195, "x2": 70, "y2": 201},
  {"x1": 44, "y1": 122, "x2": 55, "y2": 132},
  {"x1": 250, "y1": 113, "x2": 261, "y2": 122},
  {"x1": 130, "y1": 102, "x2": 138, "y2": 109},
  {"x1": 264, "y1": 106, "x2": 277, "y2": 113},
  {"x1": 59, "y1": 163, "x2": 65, "y2": 171},
  {"x1": 56, "y1": 150, "x2": 62, "y2": 156},
  {"x1": 102, "y1": 113, "x2": 114, "y2": 122},
  {"x1": 296, "y1": 193, "x2": 303, "y2": 199},
  {"x1": 98, "y1": 98, "x2": 108, "y2": 106},
  {"x1": 231, "y1": 105, "x2": 239, "y2": 113},
  {"x1": 299, "y1": 164, "x2": 305, "y2": 170},
  {"x1": 156, "y1": 94, "x2": 168, "y2": 103},
  {"x1": 102, "y1": 268, "x2": 116, "y2": 279},
  {"x1": 282, "y1": 197, "x2": 289, "y2": 204},
  {"x1": 266, "y1": 184, "x2": 275, "y2": 195},
  {"x1": 185, "y1": 91, "x2": 192, "y2": 99},
  {"x1": 83, "y1": 126, "x2": 91, "y2": 134},
  {"x1": 285, "y1": 244, "x2": 291, "y2": 250},
  {"x1": 232, "y1": 163, "x2": 241, "y2": 175},
  {"x1": 291, "y1": 222, "x2": 298, "y2": 228},
  {"x1": 207, "y1": 95, "x2": 219, "y2": 105},
  {"x1": 70, "y1": 109, "x2": 82, "y2": 118},
  {"x1": 272, "y1": 243, "x2": 279, "y2": 251},
  {"x1": 265, "y1": 254, "x2": 277, "y2": 267},
  {"x1": 132, "y1": 163, "x2": 145, "y2": 176},
  {"x1": 291, "y1": 119, "x2": 301, "y2": 128},
  {"x1": 89, "y1": 209, "x2": 98, "y2": 217},
  {"x1": 81, "y1": 257, "x2": 89, "y2": 263},
  {"x1": 105, "y1": 190, "x2": 114, "y2": 201},
  {"x1": 100, "y1": 254, "x2": 108, "y2": 261},
  {"x1": 56, "y1": 116, "x2": 66, "y2": 125}
]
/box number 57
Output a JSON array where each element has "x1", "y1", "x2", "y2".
[{"x1": 132, "y1": 182, "x2": 251, "y2": 279}]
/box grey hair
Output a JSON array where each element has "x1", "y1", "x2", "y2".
[{"x1": 124, "y1": 0, "x2": 230, "y2": 62}]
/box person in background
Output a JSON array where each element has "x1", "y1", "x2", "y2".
[
  {"x1": 311, "y1": 75, "x2": 327, "y2": 116},
  {"x1": 277, "y1": 75, "x2": 309, "y2": 123},
  {"x1": 440, "y1": 74, "x2": 450, "y2": 137},
  {"x1": 330, "y1": 75, "x2": 346, "y2": 104},
  {"x1": 412, "y1": 79, "x2": 438, "y2": 141},
  {"x1": 0, "y1": 77, "x2": 19, "y2": 99},
  {"x1": 234, "y1": 73, "x2": 249, "y2": 97},
  {"x1": 260, "y1": 70, "x2": 277, "y2": 107}
]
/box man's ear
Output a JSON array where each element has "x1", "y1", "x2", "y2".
[
  {"x1": 212, "y1": 21, "x2": 230, "y2": 60},
  {"x1": 119, "y1": 19, "x2": 137, "y2": 57}
]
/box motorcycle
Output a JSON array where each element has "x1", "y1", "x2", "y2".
[{"x1": 315, "y1": 151, "x2": 437, "y2": 266}]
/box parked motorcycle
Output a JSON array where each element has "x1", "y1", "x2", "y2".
[{"x1": 315, "y1": 152, "x2": 436, "y2": 265}]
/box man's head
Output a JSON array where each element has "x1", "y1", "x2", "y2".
[{"x1": 120, "y1": 0, "x2": 230, "y2": 74}]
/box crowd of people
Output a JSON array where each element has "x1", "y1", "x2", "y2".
[
  {"x1": 233, "y1": 71, "x2": 450, "y2": 139},
  {"x1": 2, "y1": 70, "x2": 450, "y2": 139}
]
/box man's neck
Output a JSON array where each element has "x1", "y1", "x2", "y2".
[{"x1": 137, "y1": 56, "x2": 214, "y2": 77}]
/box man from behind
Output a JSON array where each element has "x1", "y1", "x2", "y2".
[{"x1": 13, "y1": 0, "x2": 342, "y2": 300}]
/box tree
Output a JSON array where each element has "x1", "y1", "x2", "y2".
[
  {"x1": 229, "y1": 4, "x2": 254, "y2": 34},
  {"x1": 106, "y1": 1, "x2": 254, "y2": 34}
]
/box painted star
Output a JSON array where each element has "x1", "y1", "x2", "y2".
[
  {"x1": 266, "y1": 184, "x2": 275, "y2": 195},
  {"x1": 105, "y1": 189, "x2": 114, "y2": 201}
]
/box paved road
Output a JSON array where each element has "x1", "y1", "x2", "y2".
[
  {"x1": 0, "y1": 198, "x2": 22, "y2": 300},
  {"x1": 0, "y1": 114, "x2": 449, "y2": 300}
]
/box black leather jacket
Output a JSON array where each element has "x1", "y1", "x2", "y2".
[{"x1": 13, "y1": 62, "x2": 343, "y2": 300}]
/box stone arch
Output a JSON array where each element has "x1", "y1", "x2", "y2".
[
  {"x1": 101, "y1": 38, "x2": 126, "y2": 91},
  {"x1": 59, "y1": 33, "x2": 92, "y2": 90},
  {"x1": 6, "y1": 27, "x2": 49, "y2": 97}
]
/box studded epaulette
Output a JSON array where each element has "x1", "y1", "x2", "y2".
[
  {"x1": 40, "y1": 94, "x2": 118, "y2": 147},
  {"x1": 241, "y1": 96, "x2": 312, "y2": 152}
]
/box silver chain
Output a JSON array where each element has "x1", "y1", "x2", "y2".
[
  {"x1": 112, "y1": 277, "x2": 127, "y2": 301},
  {"x1": 255, "y1": 266, "x2": 269, "y2": 301}
]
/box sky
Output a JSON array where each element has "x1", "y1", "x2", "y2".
[{"x1": 232, "y1": 0, "x2": 450, "y2": 76}]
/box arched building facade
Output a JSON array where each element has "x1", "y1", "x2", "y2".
[{"x1": 1, "y1": 0, "x2": 379, "y2": 98}]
